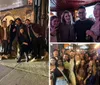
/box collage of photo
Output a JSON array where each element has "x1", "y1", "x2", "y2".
[
  {"x1": 0, "y1": 0, "x2": 100, "y2": 85},
  {"x1": 50, "y1": 0, "x2": 100, "y2": 85},
  {"x1": 0, "y1": 0, "x2": 49, "y2": 85}
]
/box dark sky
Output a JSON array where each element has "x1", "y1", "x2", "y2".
[{"x1": 0, "y1": 0, "x2": 27, "y2": 10}]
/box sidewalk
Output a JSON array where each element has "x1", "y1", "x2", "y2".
[
  {"x1": 0, "y1": 59, "x2": 49, "y2": 85},
  {"x1": 0, "y1": 59, "x2": 48, "y2": 77}
]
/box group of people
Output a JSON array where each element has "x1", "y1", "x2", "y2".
[
  {"x1": 50, "y1": 48, "x2": 100, "y2": 85},
  {"x1": 50, "y1": 3, "x2": 100, "y2": 42},
  {"x1": 0, "y1": 18, "x2": 48, "y2": 62}
]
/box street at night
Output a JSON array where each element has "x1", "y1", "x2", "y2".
[{"x1": 0, "y1": 59, "x2": 48, "y2": 85}]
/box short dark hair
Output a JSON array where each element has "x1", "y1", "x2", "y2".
[
  {"x1": 56, "y1": 58, "x2": 64, "y2": 67},
  {"x1": 25, "y1": 19, "x2": 30, "y2": 22},
  {"x1": 50, "y1": 16, "x2": 59, "y2": 27},
  {"x1": 15, "y1": 18, "x2": 22, "y2": 22},
  {"x1": 53, "y1": 49, "x2": 59, "y2": 52},
  {"x1": 78, "y1": 6, "x2": 86, "y2": 10},
  {"x1": 64, "y1": 53, "x2": 69, "y2": 56},
  {"x1": 50, "y1": 16, "x2": 58, "y2": 21}
]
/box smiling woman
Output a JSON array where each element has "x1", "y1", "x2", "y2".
[
  {"x1": 50, "y1": 0, "x2": 100, "y2": 42},
  {"x1": 50, "y1": 43, "x2": 100, "y2": 85},
  {"x1": 59, "y1": 10, "x2": 75, "y2": 42},
  {"x1": 86, "y1": 3, "x2": 100, "y2": 42},
  {"x1": 50, "y1": 16, "x2": 60, "y2": 42}
]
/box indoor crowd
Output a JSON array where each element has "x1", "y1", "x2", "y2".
[
  {"x1": 0, "y1": 18, "x2": 48, "y2": 62},
  {"x1": 50, "y1": 47, "x2": 100, "y2": 85},
  {"x1": 50, "y1": 3, "x2": 100, "y2": 42}
]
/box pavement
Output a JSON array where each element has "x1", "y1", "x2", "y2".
[{"x1": 0, "y1": 59, "x2": 49, "y2": 85}]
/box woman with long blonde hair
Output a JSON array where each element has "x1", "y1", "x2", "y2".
[
  {"x1": 86, "y1": 3, "x2": 100, "y2": 42},
  {"x1": 59, "y1": 10, "x2": 75, "y2": 42}
]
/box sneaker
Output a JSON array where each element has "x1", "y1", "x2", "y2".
[
  {"x1": 4, "y1": 55, "x2": 8, "y2": 59},
  {"x1": 0, "y1": 58, "x2": 2, "y2": 60},
  {"x1": 2, "y1": 55, "x2": 6, "y2": 58},
  {"x1": 0, "y1": 56, "x2": 2, "y2": 60},
  {"x1": 2, "y1": 55, "x2": 5, "y2": 57},
  {"x1": 17, "y1": 61, "x2": 21, "y2": 63},
  {"x1": 30, "y1": 58, "x2": 37, "y2": 62},
  {"x1": 26, "y1": 58, "x2": 29, "y2": 62},
  {"x1": 28, "y1": 55, "x2": 31, "y2": 59},
  {"x1": 41, "y1": 56, "x2": 45, "y2": 60}
]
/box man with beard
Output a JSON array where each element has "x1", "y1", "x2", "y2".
[{"x1": 74, "y1": 6, "x2": 94, "y2": 42}]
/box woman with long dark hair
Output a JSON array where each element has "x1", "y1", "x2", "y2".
[
  {"x1": 76, "y1": 59, "x2": 86, "y2": 85},
  {"x1": 17, "y1": 28, "x2": 30, "y2": 62},
  {"x1": 52, "y1": 58, "x2": 71, "y2": 85},
  {"x1": 50, "y1": 16, "x2": 60, "y2": 42},
  {"x1": 84, "y1": 60, "x2": 97, "y2": 85}
]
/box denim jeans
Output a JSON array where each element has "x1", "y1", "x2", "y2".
[{"x1": 56, "y1": 78, "x2": 68, "y2": 85}]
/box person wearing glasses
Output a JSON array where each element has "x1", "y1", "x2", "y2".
[{"x1": 74, "y1": 6, "x2": 94, "y2": 42}]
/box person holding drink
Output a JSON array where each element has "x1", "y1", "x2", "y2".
[{"x1": 86, "y1": 3, "x2": 100, "y2": 42}]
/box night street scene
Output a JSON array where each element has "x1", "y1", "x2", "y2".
[{"x1": 0, "y1": 0, "x2": 49, "y2": 85}]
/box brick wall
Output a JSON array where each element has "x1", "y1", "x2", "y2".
[{"x1": 0, "y1": 6, "x2": 34, "y2": 25}]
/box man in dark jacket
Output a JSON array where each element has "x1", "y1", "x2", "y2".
[
  {"x1": 15, "y1": 18, "x2": 28, "y2": 61},
  {"x1": 8, "y1": 20, "x2": 16, "y2": 55},
  {"x1": 74, "y1": 6, "x2": 94, "y2": 42},
  {"x1": 15, "y1": 18, "x2": 27, "y2": 37},
  {"x1": 25, "y1": 19, "x2": 46, "y2": 61}
]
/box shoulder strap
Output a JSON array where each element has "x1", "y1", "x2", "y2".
[{"x1": 57, "y1": 67, "x2": 69, "y2": 84}]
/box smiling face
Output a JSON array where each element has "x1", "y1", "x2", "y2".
[
  {"x1": 50, "y1": 58, "x2": 56, "y2": 65},
  {"x1": 15, "y1": 20, "x2": 21, "y2": 25},
  {"x1": 51, "y1": 18, "x2": 59, "y2": 28},
  {"x1": 57, "y1": 59, "x2": 63, "y2": 66},
  {"x1": 25, "y1": 20, "x2": 31, "y2": 25},
  {"x1": 78, "y1": 8, "x2": 86, "y2": 20},
  {"x1": 53, "y1": 50, "x2": 59, "y2": 57},
  {"x1": 63, "y1": 54, "x2": 69, "y2": 61},
  {"x1": 64, "y1": 13, "x2": 71, "y2": 24},
  {"x1": 94, "y1": 4, "x2": 100, "y2": 20},
  {"x1": 89, "y1": 60, "x2": 93, "y2": 67},
  {"x1": 75, "y1": 55, "x2": 80, "y2": 61},
  {"x1": 81, "y1": 60, "x2": 85, "y2": 66}
]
